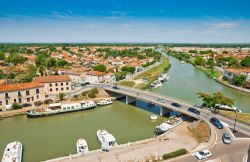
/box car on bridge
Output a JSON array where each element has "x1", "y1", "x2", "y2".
[
  {"x1": 188, "y1": 107, "x2": 200, "y2": 115},
  {"x1": 222, "y1": 133, "x2": 231, "y2": 144},
  {"x1": 195, "y1": 149, "x2": 212, "y2": 160},
  {"x1": 171, "y1": 102, "x2": 181, "y2": 108},
  {"x1": 157, "y1": 98, "x2": 166, "y2": 103},
  {"x1": 112, "y1": 84, "x2": 119, "y2": 89},
  {"x1": 210, "y1": 117, "x2": 224, "y2": 129}
]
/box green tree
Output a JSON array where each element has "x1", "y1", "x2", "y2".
[
  {"x1": 5, "y1": 53, "x2": 27, "y2": 65},
  {"x1": 12, "y1": 103, "x2": 22, "y2": 110},
  {"x1": 206, "y1": 58, "x2": 215, "y2": 68},
  {"x1": 122, "y1": 66, "x2": 136, "y2": 73},
  {"x1": 228, "y1": 58, "x2": 239, "y2": 68},
  {"x1": 197, "y1": 92, "x2": 234, "y2": 109},
  {"x1": 233, "y1": 75, "x2": 247, "y2": 86},
  {"x1": 57, "y1": 59, "x2": 69, "y2": 67},
  {"x1": 0, "y1": 51, "x2": 5, "y2": 60},
  {"x1": 194, "y1": 57, "x2": 206, "y2": 66},
  {"x1": 93, "y1": 64, "x2": 107, "y2": 72},
  {"x1": 58, "y1": 93, "x2": 65, "y2": 101},
  {"x1": 46, "y1": 58, "x2": 57, "y2": 70},
  {"x1": 241, "y1": 56, "x2": 250, "y2": 67}
]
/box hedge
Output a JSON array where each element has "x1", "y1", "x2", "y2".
[{"x1": 163, "y1": 148, "x2": 187, "y2": 160}]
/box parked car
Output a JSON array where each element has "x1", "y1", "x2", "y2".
[
  {"x1": 22, "y1": 103, "x2": 32, "y2": 108},
  {"x1": 222, "y1": 133, "x2": 231, "y2": 144},
  {"x1": 195, "y1": 149, "x2": 212, "y2": 160},
  {"x1": 188, "y1": 107, "x2": 200, "y2": 115},
  {"x1": 157, "y1": 98, "x2": 165, "y2": 103},
  {"x1": 210, "y1": 117, "x2": 224, "y2": 129},
  {"x1": 81, "y1": 82, "x2": 90, "y2": 86},
  {"x1": 112, "y1": 84, "x2": 119, "y2": 89},
  {"x1": 171, "y1": 102, "x2": 181, "y2": 108}
]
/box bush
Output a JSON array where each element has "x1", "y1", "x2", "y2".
[
  {"x1": 163, "y1": 149, "x2": 187, "y2": 160},
  {"x1": 91, "y1": 88, "x2": 98, "y2": 94},
  {"x1": 34, "y1": 101, "x2": 43, "y2": 106},
  {"x1": 88, "y1": 92, "x2": 96, "y2": 98},
  {"x1": 12, "y1": 103, "x2": 22, "y2": 110},
  {"x1": 44, "y1": 99, "x2": 53, "y2": 104},
  {"x1": 81, "y1": 91, "x2": 88, "y2": 96}
]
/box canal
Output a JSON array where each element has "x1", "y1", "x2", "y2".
[
  {"x1": 153, "y1": 55, "x2": 250, "y2": 113},
  {"x1": 0, "y1": 101, "x2": 165, "y2": 162}
]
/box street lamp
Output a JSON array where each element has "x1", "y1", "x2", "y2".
[{"x1": 233, "y1": 108, "x2": 240, "y2": 132}]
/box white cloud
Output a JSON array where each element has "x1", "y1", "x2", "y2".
[{"x1": 208, "y1": 21, "x2": 242, "y2": 30}]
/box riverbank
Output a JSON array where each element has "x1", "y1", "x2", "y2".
[
  {"x1": 216, "y1": 77, "x2": 250, "y2": 93},
  {"x1": 134, "y1": 56, "x2": 171, "y2": 89},
  {"x1": 219, "y1": 110, "x2": 250, "y2": 125}
]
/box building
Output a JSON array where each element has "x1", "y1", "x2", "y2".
[
  {"x1": 223, "y1": 68, "x2": 250, "y2": 81},
  {"x1": 85, "y1": 71, "x2": 106, "y2": 84},
  {"x1": 33, "y1": 75, "x2": 72, "y2": 96},
  {"x1": 0, "y1": 82, "x2": 45, "y2": 110}
]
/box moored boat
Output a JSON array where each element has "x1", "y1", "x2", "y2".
[
  {"x1": 150, "y1": 114, "x2": 158, "y2": 120},
  {"x1": 1, "y1": 141, "x2": 22, "y2": 162},
  {"x1": 96, "y1": 98, "x2": 112, "y2": 106},
  {"x1": 97, "y1": 129, "x2": 117, "y2": 151},
  {"x1": 76, "y1": 138, "x2": 89, "y2": 154},
  {"x1": 26, "y1": 101, "x2": 96, "y2": 118}
]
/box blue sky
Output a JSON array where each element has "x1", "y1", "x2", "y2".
[{"x1": 1, "y1": 0, "x2": 250, "y2": 43}]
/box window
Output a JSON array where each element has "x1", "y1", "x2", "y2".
[
  {"x1": 56, "y1": 88, "x2": 58, "y2": 91},
  {"x1": 31, "y1": 97, "x2": 34, "y2": 101},
  {"x1": 67, "y1": 107, "x2": 70, "y2": 110},
  {"x1": 55, "y1": 83, "x2": 58, "y2": 86},
  {"x1": 71, "y1": 106, "x2": 74, "y2": 109},
  {"x1": 18, "y1": 98, "x2": 22, "y2": 103},
  {"x1": 26, "y1": 90, "x2": 30, "y2": 96},
  {"x1": 37, "y1": 95, "x2": 39, "y2": 99},
  {"x1": 14, "y1": 99, "x2": 17, "y2": 103},
  {"x1": 27, "y1": 98, "x2": 30, "y2": 102},
  {"x1": 49, "y1": 84, "x2": 52, "y2": 87},
  {"x1": 50, "y1": 89, "x2": 52, "y2": 92},
  {"x1": 61, "y1": 88, "x2": 64, "y2": 91},
  {"x1": 18, "y1": 91, "x2": 21, "y2": 96},
  {"x1": 67, "y1": 87, "x2": 69, "y2": 90},
  {"x1": 61, "y1": 83, "x2": 63, "y2": 86},
  {"x1": 5, "y1": 93, "x2": 9, "y2": 98},
  {"x1": 0, "y1": 101, "x2": 2, "y2": 105},
  {"x1": 36, "y1": 89, "x2": 40, "y2": 94},
  {"x1": 66, "y1": 82, "x2": 69, "y2": 85},
  {"x1": 6, "y1": 100, "x2": 8, "y2": 105}
]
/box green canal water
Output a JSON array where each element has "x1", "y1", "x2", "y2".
[
  {"x1": 153, "y1": 55, "x2": 250, "y2": 113},
  {"x1": 0, "y1": 101, "x2": 164, "y2": 162}
]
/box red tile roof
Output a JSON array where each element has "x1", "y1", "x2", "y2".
[
  {"x1": 0, "y1": 82, "x2": 43, "y2": 92},
  {"x1": 86, "y1": 71, "x2": 106, "y2": 76},
  {"x1": 33, "y1": 75, "x2": 71, "y2": 83}
]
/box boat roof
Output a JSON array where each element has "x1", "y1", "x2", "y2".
[
  {"x1": 49, "y1": 103, "x2": 61, "y2": 107},
  {"x1": 159, "y1": 123, "x2": 172, "y2": 130},
  {"x1": 103, "y1": 133, "x2": 116, "y2": 142}
]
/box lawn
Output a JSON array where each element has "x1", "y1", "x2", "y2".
[
  {"x1": 219, "y1": 110, "x2": 250, "y2": 125},
  {"x1": 134, "y1": 56, "x2": 171, "y2": 89},
  {"x1": 190, "y1": 121, "x2": 210, "y2": 143},
  {"x1": 118, "y1": 80, "x2": 135, "y2": 87}
]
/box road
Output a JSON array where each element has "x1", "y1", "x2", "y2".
[{"x1": 97, "y1": 84, "x2": 250, "y2": 162}]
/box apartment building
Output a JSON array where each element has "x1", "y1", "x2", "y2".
[
  {"x1": 0, "y1": 82, "x2": 45, "y2": 110},
  {"x1": 33, "y1": 75, "x2": 72, "y2": 96}
]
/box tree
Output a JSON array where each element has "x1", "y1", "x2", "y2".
[
  {"x1": 5, "y1": 53, "x2": 27, "y2": 65},
  {"x1": 233, "y1": 75, "x2": 247, "y2": 86},
  {"x1": 93, "y1": 64, "x2": 107, "y2": 72},
  {"x1": 57, "y1": 59, "x2": 69, "y2": 67},
  {"x1": 12, "y1": 103, "x2": 22, "y2": 110},
  {"x1": 197, "y1": 92, "x2": 234, "y2": 109},
  {"x1": 122, "y1": 66, "x2": 136, "y2": 73},
  {"x1": 0, "y1": 51, "x2": 5, "y2": 60},
  {"x1": 206, "y1": 58, "x2": 215, "y2": 68},
  {"x1": 58, "y1": 93, "x2": 65, "y2": 101},
  {"x1": 228, "y1": 58, "x2": 239, "y2": 68},
  {"x1": 194, "y1": 57, "x2": 206, "y2": 66},
  {"x1": 241, "y1": 56, "x2": 250, "y2": 67}
]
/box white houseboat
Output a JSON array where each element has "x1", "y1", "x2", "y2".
[
  {"x1": 1, "y1": 141, "x2": 22, "y2": 162},
  {"x1": 97, "y1": 129, "x2": 117, "y2": 151},
  {"x1": 96, "y1": 98, "x2": 112, "y2": 106}
]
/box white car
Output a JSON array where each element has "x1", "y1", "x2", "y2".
[{"x1": 195, "y1": 149, "x2": 212, "y2": 160}]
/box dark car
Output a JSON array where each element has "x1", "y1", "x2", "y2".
[
  {"x1": 112, "y1": 85, "x2": 119, "y2": 89},
  {"x1": 210, "y1": 117, "x2": 224, "y2": 129},
  {"x1": 188, "y1": 107, "x2": 200, "y2": 115},
  {"x1": 171, "y1": 102, "x2": 181, "y2": 108},
  {"x1": 22, "y1": 103, "x2": 32, "y2": 108},
  {"x1": 81, "y1": 82, "x2": 90, "y2": 86}
]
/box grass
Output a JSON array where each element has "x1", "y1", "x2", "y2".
[
  {"x1": 219, "y1": 110, "x2": 250, "y2": 125},
  {"x1": 134, "y1": 56, "x2": 171, "y2": 89},
  {"x1": 197, "y1": 66, "x2": 220, "y2": 78},
  {"x1": 190, "y1": 121, "x2": 210, "y2": 143},
  {"x1": 163, "y1": 149, "x2": 188, "y2": 160},
  {"x1": 118, "y1": 80, "x2": 135, "y2": 87}
]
